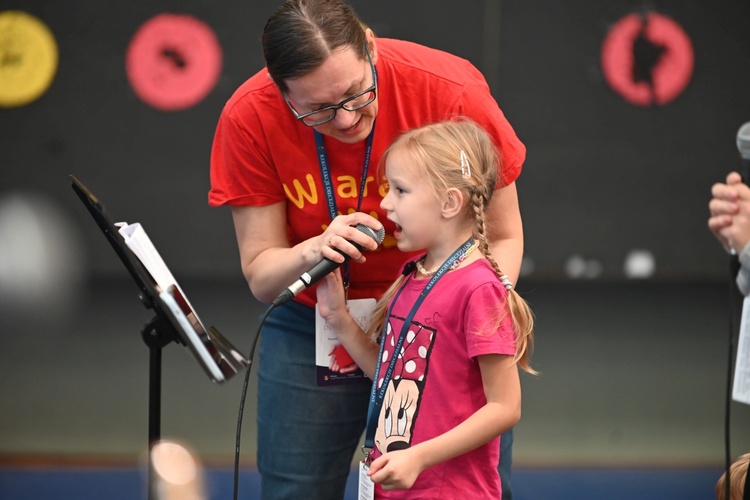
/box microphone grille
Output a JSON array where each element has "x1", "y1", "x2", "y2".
[
  {"x1": 355, "y1": 223, "x2": 386, "y2": 245},
  {"x1": 738, "y1": 122, "x2": 750, "y2": 159}
]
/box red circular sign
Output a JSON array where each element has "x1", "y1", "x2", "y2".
[
  {"x1": 601, "y1": 12, "x2": 693, "y2": 106},
  {"x1": 126, "y1": 14, "x2": 222, "y2": 111}
]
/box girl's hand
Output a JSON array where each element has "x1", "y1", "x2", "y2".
[
  {"x1": 368, "y1": 449, "x2": 424, "y2": 491},
  {"x1": 316, "y1": 269, "x2": 348, "y2": 328},
  {"x1": 316, "y1": 268, "x2": 379, "y2": 380}
]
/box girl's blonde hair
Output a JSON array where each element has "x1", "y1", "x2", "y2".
[
  {"x1": 716, "y1": 453, "x2": 750, "y2": 500},
  {"x1": 367, "y1": 118, "x2": 536, "y2": 374}
]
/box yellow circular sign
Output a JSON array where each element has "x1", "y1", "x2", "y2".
[{"x1": 0, "y1": 11, "x2": 58, "y2": 108}]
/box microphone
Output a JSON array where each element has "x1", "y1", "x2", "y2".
[
  {"x1": 272, "y1": 223, "x2": 386, "y2": 307},
  {"x1": 738, "y1": 122, "x2": 750, "y2": 184}
]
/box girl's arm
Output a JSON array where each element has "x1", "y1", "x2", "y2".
[
  {"x1": 316, "y1": 270, "x2": 380, "y2": 378},
  {"x1": 367, "y1": 353, "x2": 521, "y2": 491}
]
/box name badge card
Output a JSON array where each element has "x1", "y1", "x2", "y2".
[{"x1": 315, "y1": 298, "x2": 375, "y2": 386}]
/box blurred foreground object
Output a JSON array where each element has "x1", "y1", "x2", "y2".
[
  {"x1": 0, "y1": 191, "x2": 84, "y2": 332},
  {"x1": 151, "y1": 440, "x2": 206, "y2": 500}
]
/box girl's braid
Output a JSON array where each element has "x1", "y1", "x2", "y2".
[{"x1": 471, "y1": 185, "x2": 504, "y2": 279}]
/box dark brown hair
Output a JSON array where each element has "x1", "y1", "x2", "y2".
[{"x1": 262, "y1": 0, "x2": 368, "y2": 92}]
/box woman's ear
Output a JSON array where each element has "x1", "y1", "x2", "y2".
[
  {"x1": 365, "y1": 28, "x2": 378, "y2": 65},
  {"x1": 442, "y1": 188, "x2": 464, "y2": 219}
]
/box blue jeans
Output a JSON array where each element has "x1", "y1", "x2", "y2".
[
  {"x1": 256, "y1": 301, "x2": 514, "y2": 499},
  {"x1": 500, "y1": 427, "x2": 513, "y2": 500},
  {"x1": 257, "y1": 301, "x2": 370, "y2": 500}
]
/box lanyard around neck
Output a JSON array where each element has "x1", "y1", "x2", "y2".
[
  {"x1": 362, "y1": 237, "x2": 475, "y2": 450},
  {"x1": 314, "y1": 123, "x2": 376, "y2": 287}
]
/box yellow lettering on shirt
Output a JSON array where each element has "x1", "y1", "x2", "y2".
[
  {"x1": 337, "y1": 175, "x2": 378, "y2": 198},
  {"x1": 378, "y1": 180, "x2": 389, "y2": 198},
  {"x1": 283, "y1": 175, "x2": 381, "y2": 208},
  {"x1": 283, "y1": 174, "x2": 318, "y2": 209},
  {"x1": 337, "y1": 175, "x2": 358, "y2": 198}
]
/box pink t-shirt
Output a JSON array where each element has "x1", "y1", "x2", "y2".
[
  {"x1": 209, "y1": 38, "x2": 525, "y2": 307},
  {"x1": 372, "y1": 259, "x2": 517, "y2": 499}
]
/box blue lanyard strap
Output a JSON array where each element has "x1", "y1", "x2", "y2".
[
  {"x1": 363, "y1": 237, "x2": 475, "y2": 450},
  {"x1": 314, "y1": 123, "x2": 376, "y2": 286}
]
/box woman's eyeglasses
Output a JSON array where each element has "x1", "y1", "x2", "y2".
[{"x1": 282, "y1": 46, "x2": 377, "y2": 127}]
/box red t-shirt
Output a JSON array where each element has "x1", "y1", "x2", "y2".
[{"x1": 209, "y1": 38, "x2": 526, "y2": 307}]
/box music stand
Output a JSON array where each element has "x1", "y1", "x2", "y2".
[{"x1": 70, "y1": 175, "x2": 248, "y2": 498}]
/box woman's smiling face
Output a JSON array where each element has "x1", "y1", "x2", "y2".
[{"x1": 283, "y1": 42, "x2": 379, "y2": 145}]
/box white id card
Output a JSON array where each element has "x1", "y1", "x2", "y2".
[
  {"x1": 358, "y1": 460, "x2": 375, "y2": 500},
  {"x1": 315, "y1": 298, "x2": 375, "y2": 386},
  {"x1": 733, "y1": 295, "x2": 750, "y2": 404}
]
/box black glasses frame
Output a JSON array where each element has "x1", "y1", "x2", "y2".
[{"x1": 282, "y1": 45, "x2": 377, "y2": 127}]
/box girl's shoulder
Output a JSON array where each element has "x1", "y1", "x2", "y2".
[{"x1": 457, "y1": 258, "x2": 502, "y2": 282}]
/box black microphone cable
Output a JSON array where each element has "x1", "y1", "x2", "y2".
[
  {"x1": 230, "y1": 225, "x2": 384, "y2": 499},
  {"x1": 725, "y1": 254, "x2": 741, "y2": 500},
  {"x1": 232, "y1": 302, "x2": 275, "y2": 500}
]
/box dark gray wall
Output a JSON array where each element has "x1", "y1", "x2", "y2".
[
  {"x1": 500, "y1": 2, "x2": 750, "y2": 281},
  {"x1": 3, "y1": 1, "x2": 750, "y2": 283}
]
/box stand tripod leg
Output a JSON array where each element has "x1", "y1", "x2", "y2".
[
  {"x1": 148, "y1": 344, "x2": 162, "y2": 500},
  {"x1": 142, "y1": 315, "x2": 176, "y2": 500},
  {"x1": 149, "y1": 343, "x2": 162, "y2": 445}
]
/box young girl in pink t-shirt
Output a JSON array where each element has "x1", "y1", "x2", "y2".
[{"x1": 317, "y1": 118, "x2": 536, "y2": 499}]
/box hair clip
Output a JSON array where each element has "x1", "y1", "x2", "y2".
[
  {"x1": 500, "y1": 274, "x2": 513, "y2": 291},
  {"x1": 459, "y1": 150, "x2": 471, "y2": 177}
]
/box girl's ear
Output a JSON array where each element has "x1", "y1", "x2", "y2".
[{"x1": 442, "y1": 188, "x2": 464, "y2": 219}]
